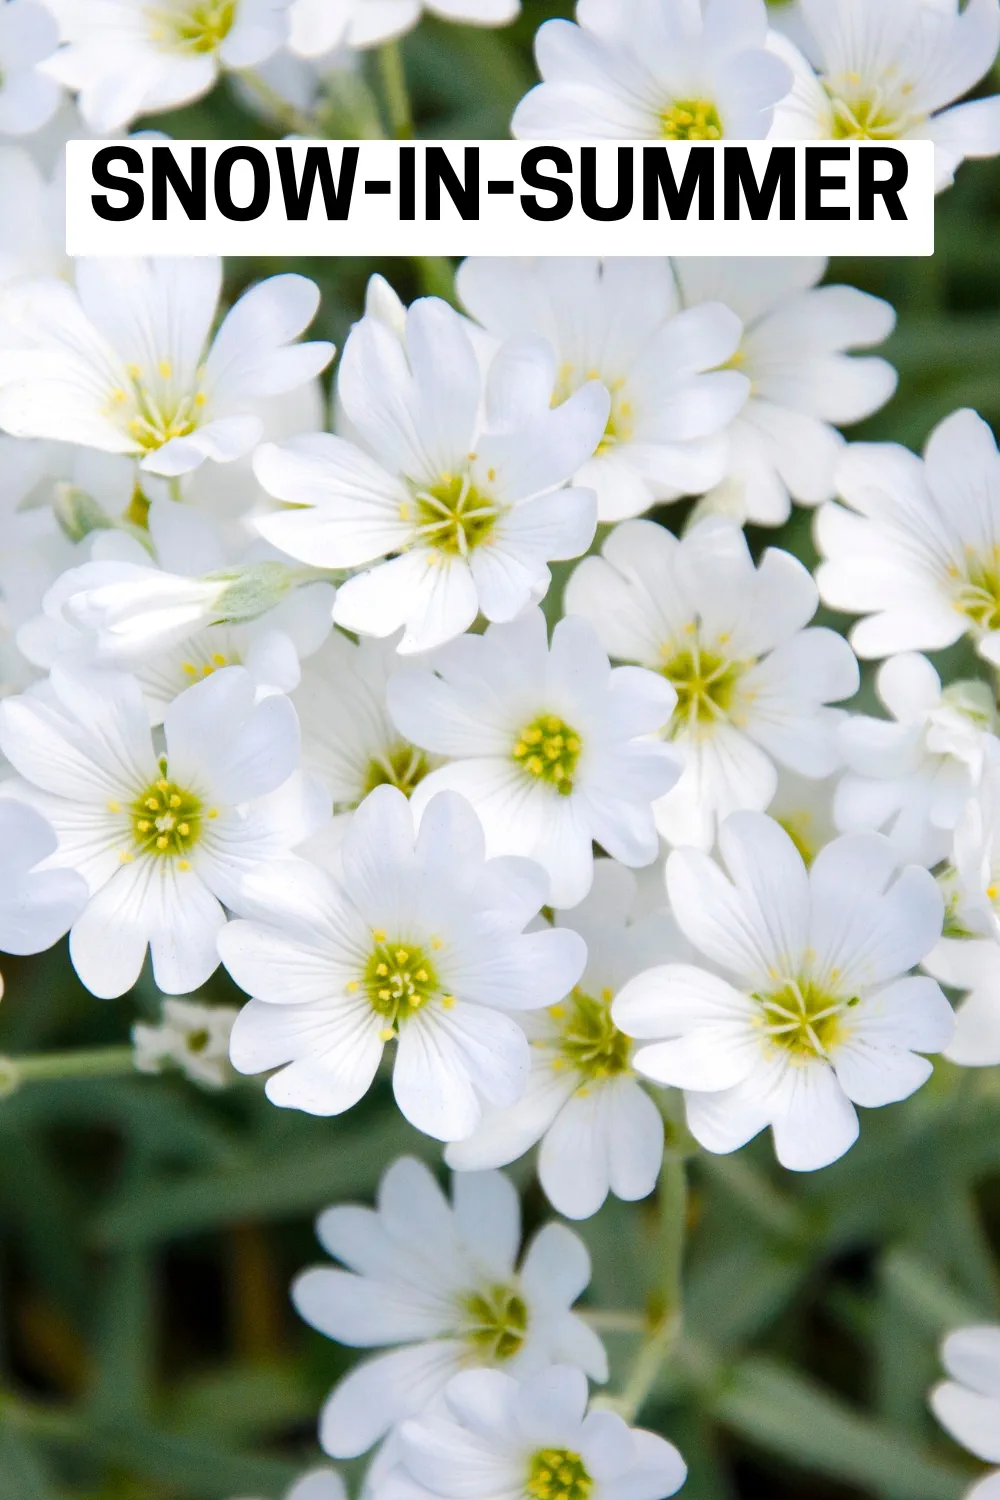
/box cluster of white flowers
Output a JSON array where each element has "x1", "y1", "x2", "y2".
[
  {"x1": 512, "y1": 0, "x2": 1000, "y2": 192},
  {"x1": 0, "y1": 0, "x2": 997, "y2": 181},
  {"x1": 5, "y1": 247, "x2": 996, "y2": 1491},
  {"x1": 4, "y1": 4, "x2": 1000, "y2": 1495},
  {"x1": 5, "y1": 239, "x2": 1000, "y2": 1187},
  {"x1": 280, "y1": 1153, "x2": 685, "y2": 1500}
]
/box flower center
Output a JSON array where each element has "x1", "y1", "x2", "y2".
[
  {"x1": 408, "y1": 473, "x2": 501, "y2": 557},
  {"x1": 461, "y1": 1283, "x2": 528, "y2": 1362},
  {"x1": 361, "y1": 742, "x2": 432, "y2": 800},
  {"x1": 825, "y1": 76, "x2": 918, "y2": 140},
  {"x1": 146, "y1": 0, "x2": 235, "y2": 52},
  {"x1": 553, "y1": 364, "x2": 635, "y2": 457},
  {"x1": 754, "y1": 976, "x2": 860, "y2": 1060},
  {"x1": 130, "y1": 770, "x2": 203, "y2": 863},
  {"x1": 527, "y1": 1450, "x2": 593, "y2": 1500},
  {"x1": 661, "y1": 637, "x2": 746, "y2": 737},
  {"x1": 181, "y1": 649, "x2": 239, "y2": 681},
  {"x1": 358, "y1": 932, "x2": 451, "y2": 1038},
  {"x1": 597, "y1": 377, "x2": 637, "y2": 455},
  {"x1": 513, "y1": 714, "x2": 582, "y2": 796},
  {"x1": 107, "y1": 361, "x2": 207, "y2": 455},
  {"x1": 660, "y1": 98, "x2": 723, "y2": 141},
  {"x1": 952, "y1": 546, "x2": 1000, "y2": 635},
  {"x1": 550, "y1": 986, "x2": 631, "y2": 1080}
]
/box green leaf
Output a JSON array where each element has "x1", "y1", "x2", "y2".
[
  {"x1": 0, "y1": 1422, "x2": 63, "y2": 1500},
  {"x1": 91, "y1": 1110, "x2": 435, "y2": 1247},
  {"x1": 711, "y1": 1357, "x2": 968, "y2": 1500}
]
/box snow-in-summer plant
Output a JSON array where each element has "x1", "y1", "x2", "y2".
[
  {"x1": 768, "y1": 0, "x2": 1000, "y2": 191},
  {"x1": 40, "y1": 0, "x2": 295, "y2": 132},
  {"x1": 510, "y1": 0, "x2": 792, "y2": 142},
  {"x1": 817, "y1": 409, "x2": 1000, "y2": 666},
  {"x1": 447, "y1": 859, "x2": 687, "y2": 1220},
  {"x1": 613, "y1": 812, "x2": 954, "y2": 1170},
  {"x1": 0, "y1": 662, "x2": 313, "y2": 997},
  {"x1": 386, "y1": 607, "x2": 680, "y2": 907},
  {"x1": 2, "y1": 5, "x2": 1000, "y2": 1496},
  {"x1": 670, "y1": 256, "x2": 897, "y2": 526},
  {"x1": 218, "y1": 785, "x2": 587, "y2": 1138},
  {"x1": 456, "y1": 256, "x2": 749, "y2": 523},
  {"x1": 253, "y1": 295, "x2": 610, "y2": 652},
  {"x1": 380, "y1": 1364, "x2": 687, "y2": 1500},
  {"x1": 292, "y1": 1156, "x2": 606, "y2": 1458},
  {"x1": 565, "y1": 517, "x2": 859, "y2": 850},
  {"x1": 0, "y1": 258, "x2": 334, "y2": 478}
]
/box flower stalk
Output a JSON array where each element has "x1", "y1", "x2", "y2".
[{"x1": 0, "y1": 1046, "x2": 136, "y2": 1097}]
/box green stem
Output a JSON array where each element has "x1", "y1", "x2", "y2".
[
  {"x1": 319, "y1": 74, "x2": 386, "y2": 140},
  {"x1": 614, "y1": 1156, "x2": 688, "y2": 1422},
  {"x1": 0, "y1": 1046, "x2": 135, "y2": 1096},
  {"x1": 377, "y1": 40, "x2": 414, "y2": 139},
  {"x1": 233, "y1": 69, "x2": 320, "y2": 138}
]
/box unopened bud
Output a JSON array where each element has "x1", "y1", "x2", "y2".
[{"x1": 208, "y1": 562, "x2": 300, "y2": 625}]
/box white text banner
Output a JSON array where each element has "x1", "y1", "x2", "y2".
[{"x1": 65, "y1": 139, "x2": 935, "y2": 258}]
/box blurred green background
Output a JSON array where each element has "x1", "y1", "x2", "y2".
[{"x1": 2, "y1": 8, "x2": 1000, "y2": 1498}]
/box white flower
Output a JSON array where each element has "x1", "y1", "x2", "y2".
[
  {"x1": 381, "y1": 1365, "x2": 686, "y2": 1500},
  {"x1": 0, "y1": 144, "x2": 66, "y2": 286},
  {"x1": 254, "y1": 297, "x2": 609, "y2": 654},
  {"x1": 289, "y1": 0, "x2": 519, "y2": 57},
  {"x1": 218, "y1": 785, "x2": 587, "y2": 1139},
  {"x1": 0, "y1": 1, "x2": 61, "y2": 136},
  {"x1": 0, "y1": 467, "x2": 83, "y2": 696},
  {"x1": 456, "y1": 257, "x2": 748, "y2": 524},
  {"x1": 233, "y1": 1471, "x2": 346, "y2": 1500},
  {"x1": 26, "y1": 499, "x2": 334, "y2": 722},
  {"x1": 0, "y1": 663, "x2": 308, "y2": 998},
  {"x1": 816, "y1": 409, "x2": 1000, "y2": 667},
  {"x1": 671, "y1": 257, "x2": 896, "y2": 527},
  {"x1": 613, "y1": 812, "x2": 954, "y2": 1172},
  {"x1": 41, "y1": 0, "x2": 292, "y2": 132},
  {"x1": 768, "y1": 0, "x2": 1000, "y2": 192},
  {"x1": 835, "y1": 654, "x2": 998, "y2": 866},
  {"x1": 447, "y1": 860, "x2": 689, "y2": 1220},
  {"x1": 566, "y1": 518, "x2": 858, "y2": 851},
  {"x1": 132, "y1": 996, "x2": 238, "y2": 1087},
  {"x1": 292, "y1": 1156, "x2": 607, "y2": 1459},
  {"x1": 386, "y1": 608, "x2": 680, "y2": 909},
  {"x1": 934, "y1": 769, "x2": 1000, "y2": 946},
  {"x1": 922, "y1": 937, "x2": 1000, "y2": 1069},
  {"x1": 0, "y1": 800, "x2": 86, "y2": 997},
  {"x1": 765, "y1": 0, "x2": 810, "y2": 52},
  {"x1": 294, "y1": 630, "x2": 440, "y2": 856},
  {"x1": 931, "y1": 1326, "x2": 1000, "y2": 1500},
  {"x1": 0, "y1": 258, "x2": 334, "y2": 478},
  {"x1": 511, "y1": 0, "x2": 791, "y2": 141}
]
